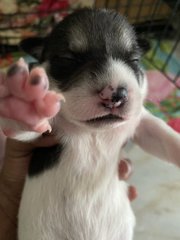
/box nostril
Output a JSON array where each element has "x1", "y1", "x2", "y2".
[
  {"x1": 112, "y1": 87, "x2": 128, "y2": 103},
  {"x1": 99, "y1": 85, "x2": 115, "y2": 100}
]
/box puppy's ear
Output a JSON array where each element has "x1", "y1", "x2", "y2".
[
  {"x1": 20, "y1": 37, "x2": 46, "y2": 62},
  {"x1": 134, "y1": 107, "x2": 180, "y2": 167},
  {"x1": 137, "y1": 38, "x2": 151, "y2": 54}
]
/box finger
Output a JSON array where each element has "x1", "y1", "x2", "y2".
[
  {"x1": 128, "y1": 185, "x2": 137, "y2": 201},
  {"x1": 1, "y1": 135, "x2": 58, "y2": 184},
  {"x1": 1, "y1": 138, "x2": 31, "y2": 183},
  {"x1": 32, "y1": 134, "x2": 58, "y2": 148},
  {"x1": 6, "y1": 133, "x2": 58, "y2": 153},
  {"x1": 118, "y1": 159, "x2": 133, "y2": 180}
]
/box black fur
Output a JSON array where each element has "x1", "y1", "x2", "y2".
[{"x1": 28, "y1": 144, "x2": 63, "y2": 177}]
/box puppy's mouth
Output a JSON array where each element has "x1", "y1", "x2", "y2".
[{"x1": 85, "y1": 114, "x2": 124, "y2": 125}]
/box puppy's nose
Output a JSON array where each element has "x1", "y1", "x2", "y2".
[
  {"x1": 99, "y1": 85, "x2": 128, "y2": 108},
  {"x1": 112, "y1": 87, "x2": 128, "y2": 103}
]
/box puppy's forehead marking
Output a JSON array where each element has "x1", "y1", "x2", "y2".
[
  {"x1": 46, "y1": 9, "x2": 136, "y2": 57},
  {"x1": 117, "y1": 27, "x2": 134, "y2": 49},
  {"x1": 69, "y1": 27, "x2": 88, "y2": 52}
]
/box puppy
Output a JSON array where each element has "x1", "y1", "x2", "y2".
[{"x1": 18, "y1": 8, "x2": 180, "y2": 240}]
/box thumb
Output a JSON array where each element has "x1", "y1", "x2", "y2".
[{"x1": 1, "y1": 135, "x2": 58, "y2": 186}]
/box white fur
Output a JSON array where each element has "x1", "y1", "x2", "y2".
[{"x1": 134, "y1": 108, "x2": 180, "y2": 166}]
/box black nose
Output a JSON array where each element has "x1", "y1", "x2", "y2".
[{"x1": 112, "y1": 87, "x2": 128, "y2": 103}]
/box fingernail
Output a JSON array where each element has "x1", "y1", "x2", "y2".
[{"x1": 119, "y1": 159, "x2": 128, "y2": 179}]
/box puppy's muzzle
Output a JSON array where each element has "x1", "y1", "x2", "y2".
[{"x1": 99, "y1": 85, "x2": 128, "y2": 109}]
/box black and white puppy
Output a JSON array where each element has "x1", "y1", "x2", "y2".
[{"x1": 18, "y1": 8, "x2": 180, "y2": 240}]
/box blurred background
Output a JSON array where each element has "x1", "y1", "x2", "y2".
[{"x1": 0, "y1": 1, "x2": 179, "y2": 239}]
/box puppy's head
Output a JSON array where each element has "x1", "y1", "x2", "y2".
[{"x1": 21, "y1": 8, "x2": 147, "y2": 130}]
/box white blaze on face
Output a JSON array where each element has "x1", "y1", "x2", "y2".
[
  {"x1": 100, "y1": 58, "x2": 146, "y2": 117},
  {"x1": 118, "y1": 27, "x2": 135, "y2": 49},
  {"x1": 69, "y1": 27, "x2": 88, "y2": 52}
]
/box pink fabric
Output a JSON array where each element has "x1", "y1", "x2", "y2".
[
  {"x1": 146, "y1": 70, "x2": 176, "y2": 105},
  {"x1": 168, "y1": 118, "x2": 180, "y2": 133}
]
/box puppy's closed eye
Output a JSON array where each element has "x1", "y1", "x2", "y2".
[
  {"x1": 49, "y1": 53, "x2": 80, "y2": 80},
  {"x1": 51, "y1": 53, "x2": 76, "y2": 63},
  {"x1": 129, "y1": 56, "x2": 140, "y2": 65},
  {"x1": 49, "y1": 51, "x2": 99, "y2": 82}
]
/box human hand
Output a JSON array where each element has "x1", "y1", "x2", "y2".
[{"x1": 0, "y1": 134, "x2": 57, "y2": 240}]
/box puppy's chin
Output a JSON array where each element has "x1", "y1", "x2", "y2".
[
  {"x1": 83, "y1": 120, "x2": 127, "y2": 131},
  {"x1": 82, "y1": 114, "x2": 126, "y2": 129},
  {"x1": 61, "y1": 114, "x2": 129, "y2": 132}
]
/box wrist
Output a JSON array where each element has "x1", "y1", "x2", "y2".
[
  {"x1": 0, "y1": 177, "x2": 19, "y2": 240},
  {"x1": 0, "y1": 203, "x2": 17, "y2": 240},
  {"x1": 0, "y1": 154, "x2": 29, "y2": 189},
  {"x1": 0, "y1": 169, "x2": 24, "y2": 200}
]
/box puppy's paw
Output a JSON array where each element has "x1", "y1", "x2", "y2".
[{"x1": 0, "y1": 58, "x2": 63, "y2": 136}]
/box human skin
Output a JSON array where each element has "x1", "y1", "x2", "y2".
[{"x1": 0, "y1": 135, "x2": 136, "y2": 240}]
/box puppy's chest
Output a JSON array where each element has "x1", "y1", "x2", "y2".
[
  {"x1": 54, "y1": 131, "x2": 126, "y2": 202},
  {"x1": 22, "y1": 130, "x2": 134, "y2": 240},
  {"x1": 43, "y1": 133, "x2": 131, "y2": 239},
  {"x1": 61, "y1": 131, "x2": 125, "y2": 170}
]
